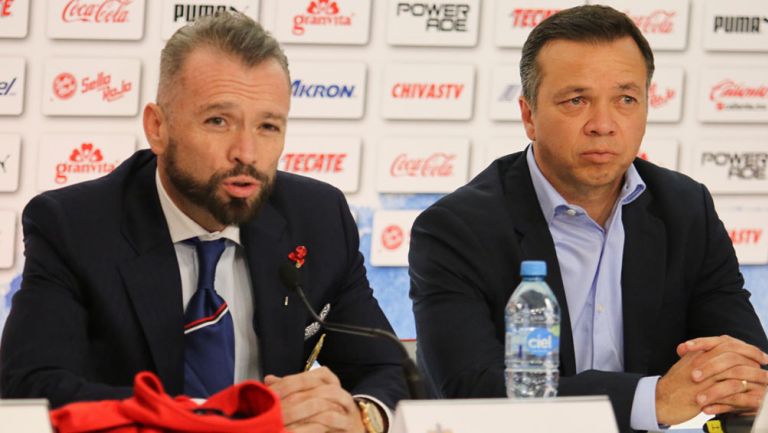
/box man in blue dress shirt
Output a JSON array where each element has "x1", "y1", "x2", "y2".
[{"x1": 409, "y1": 5, "x2": 768, "y2": 432}]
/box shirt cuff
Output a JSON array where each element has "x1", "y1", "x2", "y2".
[
  {"x1": 630, "y1": 375, "x2": 669, "y2": 431},
  {"x1": 354, "y1": 394, "x2": 392, "y2": 433}
]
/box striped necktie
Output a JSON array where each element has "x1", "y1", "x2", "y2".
[{"x1": 182, "y1": 237, "x2": 235, "y2": 398}]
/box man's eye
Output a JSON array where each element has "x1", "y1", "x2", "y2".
[
  {"x1": 568, "y1": 97, "x2": 583, "y2": 105},
  {"x1": 205, "y1": 117, "x2": 226, "y2": 126},
  {"x1": 263, "y1": 123, "x2": 280, "y2": 132},
  {"x1": 621, "y1": 96, "x2": 637, "y2": 104}
]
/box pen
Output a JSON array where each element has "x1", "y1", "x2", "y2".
[{"x1": 304, "y1": 333, "x2": 326, "y2": 372}]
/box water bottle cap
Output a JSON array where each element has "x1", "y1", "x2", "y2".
[{"x1": 520, "y1": 260, "x2": 547, "y2": 277}]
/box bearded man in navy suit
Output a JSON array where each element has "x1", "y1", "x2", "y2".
[{"x1": 1, "y1": 12, "x2": 402, "y2": 433}]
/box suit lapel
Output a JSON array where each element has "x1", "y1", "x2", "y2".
[
  {"x1": 621, "y1": 188, "x2": 666, "y2": 374},
  {"x1": 241, "y1": 203, "x2": 306, "y2": 377},
  {"x1": 117, "y1": 156, "x2": 185, "y2": 394},
  {"x1": 501, "y1": 155, "x2": 577, "y2": 376}
]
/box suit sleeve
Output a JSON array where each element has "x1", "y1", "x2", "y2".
[
  {"x1": 409, "y1": 203, "x2": 644, "y2": 432},
  {"x1": 0, "y1": 194, "x2": 133, "y2": 407},
  {"x1": 316, "y1": 190, "x2": 408, "y2": 409}
]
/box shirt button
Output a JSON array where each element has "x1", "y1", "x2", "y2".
[
  {"x1": 597, "y1": 304, "x2": 604, "y2": 313},
  {"x1": 566, "y1": 209, "x2": 577, "y2": 216}
]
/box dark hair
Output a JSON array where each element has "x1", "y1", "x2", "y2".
[
  {"x1": 519, "y1": 5, "x2": 654, "y2": 110},
  {"x1": 158, "y1": 11, "x2": 289, "y2": 107}
]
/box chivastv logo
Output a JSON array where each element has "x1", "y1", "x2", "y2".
[
  {"x1": 389, "y1": 153, "x2": 455, "y2": 177},
  {"x1": 292, "y1": 0, "x2": 353, "y2": 36},
  {"x1": 700, "y1": 151, "x2": 767, "y2": 180},
  {"x1": 508, "y1": 8, "x2": 559, "y2": 28},
  {"x1": 172, "y1": 3, "x2": 239, "y2": 23},
  {"x1": 55, "y1": 143, "x2": 117, "y2": 184},
  {"x1": 390, "y1": 82, "x2": 464, "y2": 99},
  {"x1": 729, "y1": 228, "x2": 763, "y2": 245},
  {"x1": 714, "y1": 15, "x2": 768, "y2": 33},
  {"x1": 396, "y1": 3, "x2": 471, "y2": 32},
  {"x1": 281, "y1": 152, "x2": 347, "y2": 173},
  {"x1": 52, "y1": 71, "x2": 133, "y2": 102},
  {"x1": 60, "y1": 0, "x2": 134, "y2": 23},
  {"x1": 291, "y1": 79, "x2": 355, "y2": 98},
  {"x1": 625, "y1": 9, "x2": 676, "y2": 34}
]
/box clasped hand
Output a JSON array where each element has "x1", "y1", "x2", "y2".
[
  {"x1": 265, "y1": 366, "x2": 365, "y2": 433},
  {"x1": 656, "y1": 335, "x2": 768, "y2": 425}
]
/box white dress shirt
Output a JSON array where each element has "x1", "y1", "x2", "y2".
[{"x1": 155, "y1": 171, "x2": 260, "y2": 383}]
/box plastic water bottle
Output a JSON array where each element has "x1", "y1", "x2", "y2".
[{"x1": 505, "y1": 260, "x2": 561, "y2": 398}]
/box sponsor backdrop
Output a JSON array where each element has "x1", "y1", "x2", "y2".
[{"x1": 0, "y1": 0, "x2": 766, "y2": 340}]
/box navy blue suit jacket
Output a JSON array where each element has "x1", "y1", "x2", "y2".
[
  {"x1": 409, "y1": 151, "x2": 768, "y2": 432},
  {"x1": 1, "y1": 150, "x2": 406, "y2": 409}
]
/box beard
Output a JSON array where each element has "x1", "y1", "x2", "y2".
[{"x1": 164, "y1": 138, "x2": 274, "y2": 226}]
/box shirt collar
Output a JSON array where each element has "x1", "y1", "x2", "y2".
[
  {"x1": 155, "y1": 170, "x2": 242, "y2": 246},
  {"x1": 526, "y1": 144, "x2": 646, "y2": 225}
]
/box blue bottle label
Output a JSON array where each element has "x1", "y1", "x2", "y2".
[{"x1": 525, "y1": 328, "x2": 559, "y2": 357}]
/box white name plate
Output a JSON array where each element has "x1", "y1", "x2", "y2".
[
  {"x1": 391, "y1": 396, "x2": 618, "y2": 433},
  {"x1": 0, "y1": 399, "x2": 53, "y2": 433}
]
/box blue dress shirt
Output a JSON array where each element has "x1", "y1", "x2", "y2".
[{"x1": 526, "y1": 146, "x2": 664, "y2": 431}]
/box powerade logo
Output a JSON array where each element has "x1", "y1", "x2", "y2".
[
  {"x1": 526, "y1": 328, "x2": 558, "y2": 357},
  {"x1": 291, "y1": 79, "x2": 355, "y2": 99}
]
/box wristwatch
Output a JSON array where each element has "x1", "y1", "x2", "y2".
[{"x1": 356, "y1": 398, "x2": 386, "y2": 433}]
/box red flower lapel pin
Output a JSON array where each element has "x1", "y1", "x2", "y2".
[{"x1": 288, "y1": 245, "x2": 308, "y2": 268}]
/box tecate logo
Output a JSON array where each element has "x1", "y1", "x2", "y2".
[
  {"x1": 390, "y1": 82, "x2": 464, "y2": 99},
  {"x1": 709, "y1": 80, "x2": 768, "y2": 111},
  {"x1": 701, "y1": 152, "x2": 767, "y2": 180},
  {"x1": 291, "y1": 80, "x2": 355, "y2": 98},
  {"x1": 625, "y1": 10, "x2": 675, "y2": 34},
  {"x1": 173, "y1": 4, "x2": 239, "y2": 23},
  {"x1": 0, "y1": 77, "x2": 16, "y2": 96},
  {"x1": 729, "y1": 228, "x2": 763, "y2": 245},
  {"x1": 509, "y1": 9, "x2": 559, "y2": 29},
  {"x1": 292, "y1": 0, "x2": 353, "y2": 36},
  {"x1": 381, "y1": 224, "x2": 405, "y2": 250},
  {"x1": 390, "y1": 153, "x2": 455, "y2": 177},
  {"x1": 396, "y1": 3, "x2": 470, "y2": 32},
  {"x1": 714, "y1": 16, "x2": 767, "y2": 33},
  {"x1": 281, "y1": 152, "x2": 347, "y2": 173},
  {"x1": 649, "y1": 83, "x2": 676, "y2": 108},
  {"x1": 55, "y1": 142, "x2": 117, "y2": 184},
  {"x1": 53, "y1": 71, "x2": 133, "y2": 102},
  {"x1": 61, "y1": 0, "x2": 133, "y2": 23},
  {"x1": 1, "y1": 0, "x2": 14, "y2": 17}
]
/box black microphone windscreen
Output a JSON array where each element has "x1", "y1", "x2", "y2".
[{"x1": 278, "y1": 263, "x2": 300, "y2": 291}]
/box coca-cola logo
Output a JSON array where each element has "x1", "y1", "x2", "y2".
[
  {"x1": 709, "y1": 79, "x2": 768, "y2": 111},
  {"x1": 52, "y1": 71, "x2": 133, "y2": 102},
  {"x1": 281, "y1": 152, "x2": 347, "y2": 173},
  {"x1": 637, "y1": 151, "x2": 649, "y2": 161},
  {"x1": 390, "y1": 153, "x2": 455, "y2": 177},
  {"x1": 55, "y1": 143, "x2": 117, "y2": 184},
  {"x1": 648, "y1": 83, "x2": 676, "y2": 108},
  {"x1": 1, "y1": 0, "x2": 15, "y2": 17},
  {"x1": 625, "y1": 10, "x2": 675, "y2": 34},
  {"x1": 292, "y1": 0, "x2": 352, "y2": 36},
  {"x1": 61, "y1": 0, "x2": 133, "y2": 24},
  {"x1": 53, "y1": 73, "x2": 78, "y2": 100},
  {"x1": 729, "y1": 228, "x2": 763, "y2": 245},
  {"x1": 381, "y1": 224, "x2": 404, "y2": 250},
  {"x1": 509, "y1": 9, "x2": 559, "y2": 28}
]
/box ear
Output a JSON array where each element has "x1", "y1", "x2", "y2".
[
  {"x1": 519, "y1": 96, "x2": 536, "y2": 142},
  {"x1": 143, "y1": 103, "x2": 169, "y2": 156}
]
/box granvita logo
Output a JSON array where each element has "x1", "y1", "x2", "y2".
[
  {"x1": 55, "y1": 143, "x2": 116, "y2": 184},
  {"x1": 292, "y1": 0, "x2": 353, "y2": 36}
]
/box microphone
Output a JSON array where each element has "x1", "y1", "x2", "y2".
[{"x1": 279, "y1": 263, "x2": 426, "y2": 400}]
